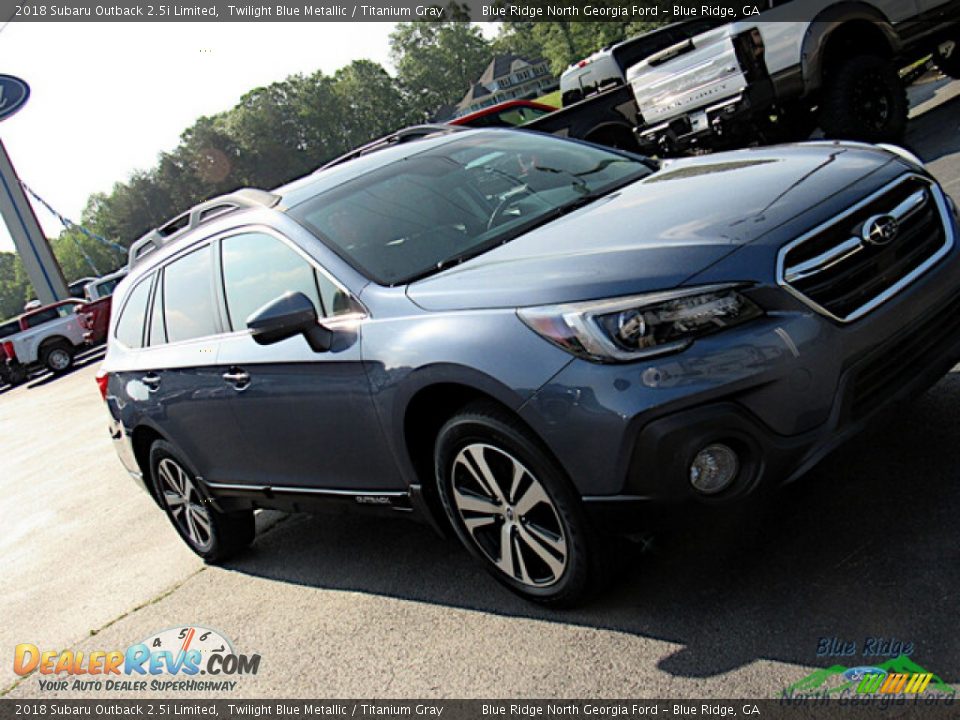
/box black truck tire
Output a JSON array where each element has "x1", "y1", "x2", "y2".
[
  {"x1": 819, "y1": 55, "x2": 908, "y2": 143},
  {"x1": 3, "y1": 363, "x2": 29, "y2": 386},
  {"x1": 40, "y1": 340, "x2": 75, "y2": 374}
]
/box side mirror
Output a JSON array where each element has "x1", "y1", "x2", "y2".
[{"x1": 246, "y1": 292, "x2": 333, "y2": 352}]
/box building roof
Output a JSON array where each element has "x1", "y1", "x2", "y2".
[
  {"x1": 461, "y1": 82, "x2": 492, "y2": 105},
  {"x1": 478, "y1": 54, "x2": 543, "y2": 86},
  {"x1": 457, "y1": 54, "x2": 549, "y2": 111}
]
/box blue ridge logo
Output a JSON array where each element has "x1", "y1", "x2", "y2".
[{"x1": 0, "y1": 75, "x2": 30, "y2": 122}]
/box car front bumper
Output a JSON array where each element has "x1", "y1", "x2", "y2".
[{"x1": 519, "y1": 212, "x2": 960, "y2": 529}]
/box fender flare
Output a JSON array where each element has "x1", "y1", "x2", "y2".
[{"x1": 801, "y1": 3, "x2": 901, "y2": 93}]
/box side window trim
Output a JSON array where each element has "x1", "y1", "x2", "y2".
[
  {"x1": 146, "y1": 267, "x2": 168, "y2": 347},
  {"x1": 113, "y1": 273, "x2": 156, "y2": 350}
]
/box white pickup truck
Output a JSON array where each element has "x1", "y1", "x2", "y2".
[
  {"x1": 1, "y1": 299, "x2": 87, "y2": 384},
  {"x1": 627, "y1": 0, "x2": 960, "y2": 155}
]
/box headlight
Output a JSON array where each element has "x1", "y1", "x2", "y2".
[
  {"x1": 518, "y1": 284, "x2": 763, "y2": 363},
  {"x1": 877, "y1": 143, "x2": 924, "y2": 168}
]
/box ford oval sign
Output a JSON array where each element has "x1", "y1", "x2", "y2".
[{"x1": 0, "y1": 75, "x2": 30, "y2": 122}]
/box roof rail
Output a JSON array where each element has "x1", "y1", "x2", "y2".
[
  {"x1": 319, "y1": 124, "x2": 467, "y2": 171},
  {"x1": 127, "y1": 188, "x2": 280, "y2": 268}
]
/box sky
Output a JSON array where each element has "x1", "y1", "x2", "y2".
[{"x1": 0, "y1": 21, "x2": 402, "y2": 253}]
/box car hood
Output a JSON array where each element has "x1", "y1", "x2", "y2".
[{"x1": 407, "y1": 143, "x2": 900, "y2": 311}]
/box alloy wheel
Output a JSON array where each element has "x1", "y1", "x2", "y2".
[
  {"x1": 157, "y1": 457, "x2": 214, "y2": 551},
  {"x1": 47, "y1": 349, "x2": 71, "y2": 371},
  {"x1": 450, "y1": 443, "x2": 567, "y2": 588}
]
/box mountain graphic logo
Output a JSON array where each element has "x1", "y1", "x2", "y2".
[{"x1": 784, "y1": 655, "x2": 956, "y2": 696}]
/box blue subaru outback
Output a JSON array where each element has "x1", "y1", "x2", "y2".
[{"x1": 100, "y1": 128, "x2": 960, "y2": 605}]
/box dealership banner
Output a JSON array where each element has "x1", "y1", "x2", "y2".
[
  {"x1": 1, "y1": 700, "x2": 960, "y2": 719},
  {"x1": 3, "y1": 0, "x2": 949, "y2": 22}
]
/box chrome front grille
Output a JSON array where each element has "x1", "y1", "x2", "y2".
[{"x1": 778, "y1": 174, "x2": 955, "y2": 322}]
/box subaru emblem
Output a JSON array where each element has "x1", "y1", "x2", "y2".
[{"x1": 862, "y1": 214, "x2": 899, "y2": 246}]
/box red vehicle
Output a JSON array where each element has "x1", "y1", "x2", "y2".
[
  {"x1": 449, "y1": 100, "x2": 556, "y2": 129},
  {"x1": 76, "y1": 269, "x2": 127, "y2": 346}
]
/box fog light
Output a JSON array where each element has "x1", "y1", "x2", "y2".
[{"x1": 690, "y1": 443, "x2": 739, "y2": 495}]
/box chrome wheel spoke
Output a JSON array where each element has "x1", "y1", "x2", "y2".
[
  {"x1": 495, "y1": 523, "x2": 516, "y2": 577},
  {"x1": 184, "y1": 508, "x2": 201, "y2": 545},
  {"x1": 514, "y1": 534, "x2": 534, "y2": 585},
  {"x1": 463, "y1": 514, "x2": 498, "y2": 533},
  {"x1": 453, "y1": 487, "x2": 500, "y2": 515},
  {"x1": 514, "y1": 479, "x2": 549, "y2": 517},
  {"x1": 507, "y1": 461, "x2": 525, "y2": 505},
  {"x1": 518, "y1": 524, "x2": 565, "y2": 579},
  {"x1": 463, "y1": 445, "x2": 506, "y2": 503},
  {"x1": 164, "y1": 491, "x2": 186, "y2": 508},
  {"x1": 158, "y1": 461, "x2": 180, "y2": 496},
  {"x1": 191, "y1": 507, "x2": 211, "y2": 534},
  {"x1": 522, "y1": 521, "x2": 567, "y2": 557}
]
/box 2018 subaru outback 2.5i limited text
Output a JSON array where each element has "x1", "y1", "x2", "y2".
[{"x1": 100, "y1": 129, "x2": 960, "y2": 605}]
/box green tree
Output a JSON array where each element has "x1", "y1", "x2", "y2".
[
  {"x1": 0, "y1": 251, "x2": 28, "y2": 320},
  {"x1": 496, "y1": 20, "x2": 663, "y2": 75},
  {"x1": 390, "y1": 20, "x2": 492, "y2": 119}
]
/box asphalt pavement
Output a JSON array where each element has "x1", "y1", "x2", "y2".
[{"x1": 2, "y1": 76, "x2": 958, "y2": 700}]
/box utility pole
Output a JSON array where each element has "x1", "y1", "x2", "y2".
[{"x1": 0, "y1": 75, "x2": 68, "y2": 305}]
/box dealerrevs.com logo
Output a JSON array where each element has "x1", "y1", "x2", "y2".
[{"x1": 14, "y1": 626, "x2": 261, "y2": 693}]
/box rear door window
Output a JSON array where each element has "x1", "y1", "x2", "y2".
[
  {"x1": 163, "y1": 246, "x2": 219, "y2": 343},
  {"x1": 115, "y1": 277, "x2": 153, "y2": 348}
]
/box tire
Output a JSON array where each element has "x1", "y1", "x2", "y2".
[
  {"x1": 819, "y1": 55, "x2": 908, "y2": 143},
  {"x1": 934, "y1": 40, "x2": 960, "y2": 79},
  {"x1": 434, "y1": 402, "x2": 599, "y2": 607},
  {"x1": 7, "y1": 364, "x2": 28, "y2": 386},
  {"x1": 40, "y1": 341, "x2": 74, "y2": 374},
  {"x1": 149, "y1": 440, "x2": 255, "y2": 563}
]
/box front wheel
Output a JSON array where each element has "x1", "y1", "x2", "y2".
[
  {"x1": 434, "y1": 403, "x2": 598, "y2": 606},
  {"x1": 149, "y1": 440, "x2": 255, "y2": 563},
  {"x1": 819, "y1": 55, "x2": 908, "y2": 143}
]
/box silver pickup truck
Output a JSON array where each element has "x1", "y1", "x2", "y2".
[
  {"x1": 1, "y1": 299, "x2": 87, "y2": 384},
  {"x1": 627, "y1": 0, "x2": 960, "y2": 155}
]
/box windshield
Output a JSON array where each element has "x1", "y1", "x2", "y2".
[{"x1": 290, "y1": 131, "x2": 652, "y2": 285}]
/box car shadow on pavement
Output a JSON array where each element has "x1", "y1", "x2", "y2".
[
  {"x1": 906, "y1": 90, "x2": 960, "y2": 165},
  {"x1": 221, "y1": 371, "x2": 960, "y2": 685}
]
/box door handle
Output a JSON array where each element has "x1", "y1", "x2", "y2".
[
  {"x1": 141, "y1": 373, "x2": 161, "y2": 391},
  {"x1": 222, "y1": 369, "x2": 251, "y2": 389}
]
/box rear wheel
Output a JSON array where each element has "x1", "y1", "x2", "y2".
[
  {"x1": 41, "y1": 341, "x2": 74, "y2": 373},
  {"x1": 819, "y1": 55, "x2": 907, "y2": 143},
  {"x1": 434, "y1": 403, "x2": 598, "y2": 606},
  {"x1": 149, "y1": 440, "x2": 255, "y2": 562}
]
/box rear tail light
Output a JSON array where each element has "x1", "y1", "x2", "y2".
[
  {"x1": 2, "y1": 341, "x2": 15, "y2": 362},
  {"x1": 96, "y1": 369, "x2": 109, "y2": 401}
]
